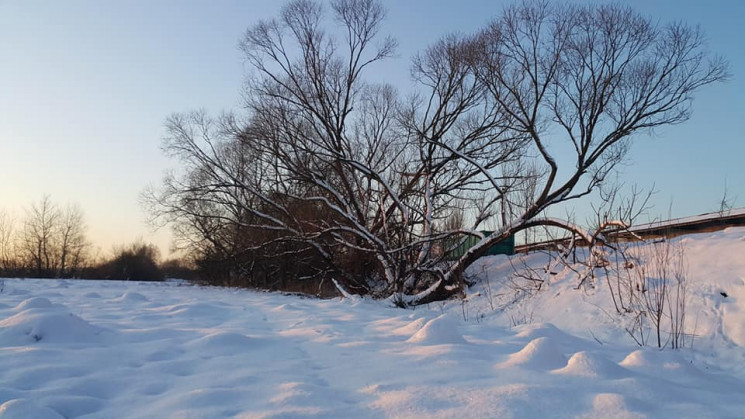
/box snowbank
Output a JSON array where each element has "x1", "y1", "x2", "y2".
[{"x1": 0, "y1": 228, "x2": 743, "y2": 417}]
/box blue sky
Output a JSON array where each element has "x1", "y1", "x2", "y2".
[{"x1": 0, "y1": 0, "x2": 742, "y2": 256}]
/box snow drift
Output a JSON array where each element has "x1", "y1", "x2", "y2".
[{"x1": 0, "y1": 227, "x2": 743, "y2": 417}]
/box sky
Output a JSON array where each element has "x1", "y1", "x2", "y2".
[{"x1": 0, "y1": 0, "x2": 743, "y2": 257}]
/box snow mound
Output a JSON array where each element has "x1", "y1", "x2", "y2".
[
  {"x1": 619, "y1": 350, "x2": 702, "y2": 376},
  {"x1": 272, "y1": 303, "x2": 301, "y2": 312},
  {"x1": 13, "y1": 297, "x2": 54, "y2": 311},
  {"x1": 269, "y1": 381, "x2": 322, "y2": 405},
  {"x1": 579, "y1": 393, "x2": 643, "y2": 419},
  {"x1": 392, "y1": 317, "x2": 429, "y2": 336},
  {"x1": 0, "y1": 309, "x2": 108, "y2": 345},
  {"x1": 554, "y1": 351, "x2": 627, "y2": 378},
  {"x1": 83, "y1": 292, "x2": 101, "y2": 298},
  {"x1": 406, "y1": 315, "x2": 467, "y2": 345},
  {"x1": 188, "y1": 332, "x2": 270, "y2": 356},
  {"x1": 0, "y1": 399, "x2": 64, "y2": 419},
  {"x1": 619, "y1": 350, "x2": 661, "y2": 369},
  {"x1": 112, "y1": 292, "x2": 149, "y2": 303},
  {"x1": 43, "y1": 396, "x2": 106, "y2": 418},
  {"x1": 514, "y1": 323, "x2": 570, "y2": 341},
  {"x1": 159, "y1": 302, "x2": 227, "y2": 317},
  {"x1": 498, "y1": 337, "x2": 567, "y2": 370}
]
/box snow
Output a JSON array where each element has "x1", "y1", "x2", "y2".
[
  {"x1": 405, "y1": 315, "x2": 467, "y2": 345},
  {"x1": 1, "y1": 228, "x2": 745, "y2": 417},
  {"x1": 497, "y1": 336, "x2": 567, "y2": 370}
]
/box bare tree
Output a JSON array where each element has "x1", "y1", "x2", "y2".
[
  {"x1": 57, "y1": 204, "x2": 89, "y2": 277},
  {"x1": 147, "y1": 0, "x2": 410, "y2": 295},
  {"x1": 397, "y1": 33, "x2": 531, "y2": 300},
  {"x1": 412, "y1": 1, "x2": 728, "y2": 304},
  {"x1": 19, "y1": 197, "x2": 90, "y2": 278},
  {"x1": 148, "y1": 0, "x2": 727, "y2": 305},
  {"x1": 238, "y1": 0, "x2": 405, "y2": 292},
  {"x1": 21, "y1": 196, "x2": 61, "y2": 277},
  {"x1": 0, "y1": 209, "x2": 17, "y2": 273}
]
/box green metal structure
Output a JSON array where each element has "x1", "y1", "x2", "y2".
[{"x1": 446, "y1": 231, "x2": 515, "y2": 260}]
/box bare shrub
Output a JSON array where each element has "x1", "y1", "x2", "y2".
[
  {"x1": 98, "y1": 242, "x2": 165, "y2": 282},
  {"x1": 634, "y1": 238, "x2": 687, "y2": 348},
  {"x1": 599, "y1": 235, "x2": 688, "y2": 349}
]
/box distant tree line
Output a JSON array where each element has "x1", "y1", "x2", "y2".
[
  {"x1": 0, "y1": 196, "x2": 185, "y2": 282},
  {"x1": 145, "y1": 0, "x2": 727, "y2": 305}
]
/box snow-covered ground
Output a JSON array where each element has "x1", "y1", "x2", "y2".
[{"x1": 1, "y1": 228, "x2": 744, "y2": 418}]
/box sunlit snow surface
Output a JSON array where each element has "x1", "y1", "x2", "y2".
[{"x1": 1, "y1": 228, "x2": 745, "y2": 418}]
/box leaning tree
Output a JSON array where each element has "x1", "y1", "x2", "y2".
[{"x1": 405, "y1": 1, "x2": 728, "y2": 304}]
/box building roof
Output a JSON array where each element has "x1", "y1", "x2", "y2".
[
  {"x1": 516, "y1": 207, "x2": 745, "y2": 253},
  {"x1": 625, "y1": 207, "x2": 745, "y2": 235}
]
